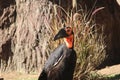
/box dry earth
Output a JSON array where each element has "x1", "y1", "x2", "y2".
[
  {"x1": 0, "y1": 64, "x2": 120, "y2": 80},
  {"x1": 97, "y1": 64, "x2": 120, "y2": 76},
  {"x1": 0, "y1": 72, "x2": 39, "y2": 80}
]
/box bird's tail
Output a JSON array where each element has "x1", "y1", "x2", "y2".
[{"x1": 38, "y1": 70, "x2": 47, "y2": 80}]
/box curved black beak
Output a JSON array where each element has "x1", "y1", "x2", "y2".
[{"x1": 54, "y1": 28, "x2": 68, "y2": 41}]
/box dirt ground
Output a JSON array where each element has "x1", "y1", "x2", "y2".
[
  {"x1": 0, "y1": 72, "x2": 39, "y2": 80},
  {"x1": 97, "y1": 64, "x2": 120, "y2": 76},
  {"x1": 1, "y1": 64, "x2": 120, "y2": 80}
]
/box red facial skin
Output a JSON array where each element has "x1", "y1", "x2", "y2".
[{"x1": 64, "y1": 27, "x2": 74, "y2": 48}]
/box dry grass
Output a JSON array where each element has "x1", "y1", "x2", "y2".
[
  {"x1": 48, "y1": 3, "x2": 107, "y2": 80},
  {"x1": 73, "y1": 11, "x2": 106, "y2": 80}
]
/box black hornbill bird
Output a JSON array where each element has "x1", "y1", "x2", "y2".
[{"x1": 38, "y1": 26, "x2": 77, "y2": 80}]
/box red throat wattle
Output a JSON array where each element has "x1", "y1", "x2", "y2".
[{"x1": 64, "y1": 34, "x2": 74, "y2": 48}]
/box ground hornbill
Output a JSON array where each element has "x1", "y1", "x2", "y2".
[{"x1": 38, "y1": 26, "x2": 77, "y2": 80}]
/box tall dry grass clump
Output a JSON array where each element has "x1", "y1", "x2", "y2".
[
  {"x1": 47, "y1": 2, "x2": 107, "y2": 80},
  {"x1": 73, "y1": 12, "x2": 106, "y2": 80}
]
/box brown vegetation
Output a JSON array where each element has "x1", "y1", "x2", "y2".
[{"x1": 0, "y1": 0, "x2": 120, "y2": 80}]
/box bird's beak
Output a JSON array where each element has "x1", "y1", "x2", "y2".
[{"x1": 54, "y1": 28, "x2": 68, "y2": 41}]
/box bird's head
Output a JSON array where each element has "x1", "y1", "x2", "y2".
[
  {"x1": 54, "y1": 26, "x2": 74, "y2": 48},
  {"x1": 54, "y1": 26, "x2": 73, "y2": 41}
]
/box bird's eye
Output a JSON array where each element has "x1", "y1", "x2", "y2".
[
  {"x1": 65, "y1": 27, "x2": 72, "y2": 35},
  {"x1": 67, "y1": 29, "x2": 70, "y2": 32}
]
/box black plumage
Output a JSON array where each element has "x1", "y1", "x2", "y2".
[{"x1": 38, "y1": 27, "x2": 77, "y2": 80}]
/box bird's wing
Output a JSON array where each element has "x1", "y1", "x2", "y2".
[
  {"x1": 44, "y1": 44, "x2": 65, "y2": 72},
  {"x1": 53, "y1": 54, "x2": 63, "y2": 66}
]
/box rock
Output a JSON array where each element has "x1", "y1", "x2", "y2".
[{"x1": 0, "y1": 0, "x2": 53, "y2": 73}]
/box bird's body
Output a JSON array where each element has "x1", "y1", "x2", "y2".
[{"x1": 38, "y1": 27, "x2": 77, "y2": 80}]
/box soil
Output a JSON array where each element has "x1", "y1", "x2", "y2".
[
  {"x1": 0, "y1": 72, "x2": 39, "y2": 80},
  {"x1": 97, "y1": 64, "x2": 120, "y2": 76},
  {"x1": 1, "y1": 64, "x2": 120, "y2": 80}
]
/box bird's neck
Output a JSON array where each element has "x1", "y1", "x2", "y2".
[{"x1": 64, "y1": 34, "x2": 74, "y2": 49}]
